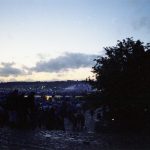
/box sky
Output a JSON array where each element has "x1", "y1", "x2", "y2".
[{"x1": 0, "y1": 0, "x2": 150, "y2": 81}]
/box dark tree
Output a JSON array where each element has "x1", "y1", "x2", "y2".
[
  {"x1": 92, "y1": 38, "x2": 150, "y2": 129},
  {"x1": 93, "y1": 38, "x2": 150, "y2": 101}
]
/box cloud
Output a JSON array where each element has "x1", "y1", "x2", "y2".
[
  {"x1": 0, "y1": 52, "x2": 97, "y2": 78},
  {"x1": 32, "y1": 52, "x2": 97, "y2": 73},
  {"x1": 0, "y1": 62, "x2": 25, "y2": 77},
  {"x1": 133, "y1": 16, "x2": 150, "y2": 31}
]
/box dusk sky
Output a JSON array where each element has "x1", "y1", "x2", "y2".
[{"x1": 0, "y1": 0, "x2": 150, "y2": 81}]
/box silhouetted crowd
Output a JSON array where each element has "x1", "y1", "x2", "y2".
[{"x1": 0, "y1": 90, "x2": 86, "y2": 131}]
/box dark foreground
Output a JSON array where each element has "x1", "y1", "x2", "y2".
[{"x1": 1, "y1": 128, "x2": 150, "y2": 150}]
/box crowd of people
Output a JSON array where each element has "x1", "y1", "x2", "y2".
[{"x1": 0, "y1": 90, "x2": 86, "y2": 131}]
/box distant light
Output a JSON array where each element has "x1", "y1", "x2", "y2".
[
  {"x1": 45, "y1": 95, "x2": 51, "y2": 101},
  {"x1": 112, "y1": 118, "x2": 115, "y2": 121}
]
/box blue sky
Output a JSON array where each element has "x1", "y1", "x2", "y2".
[{"x1": 0, "y1": 0, "x2": 149, "y2": 81}]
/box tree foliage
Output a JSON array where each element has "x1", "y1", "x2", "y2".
[{"x1": 93, "y1": 38, "x2": 150, "y2": 104}]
